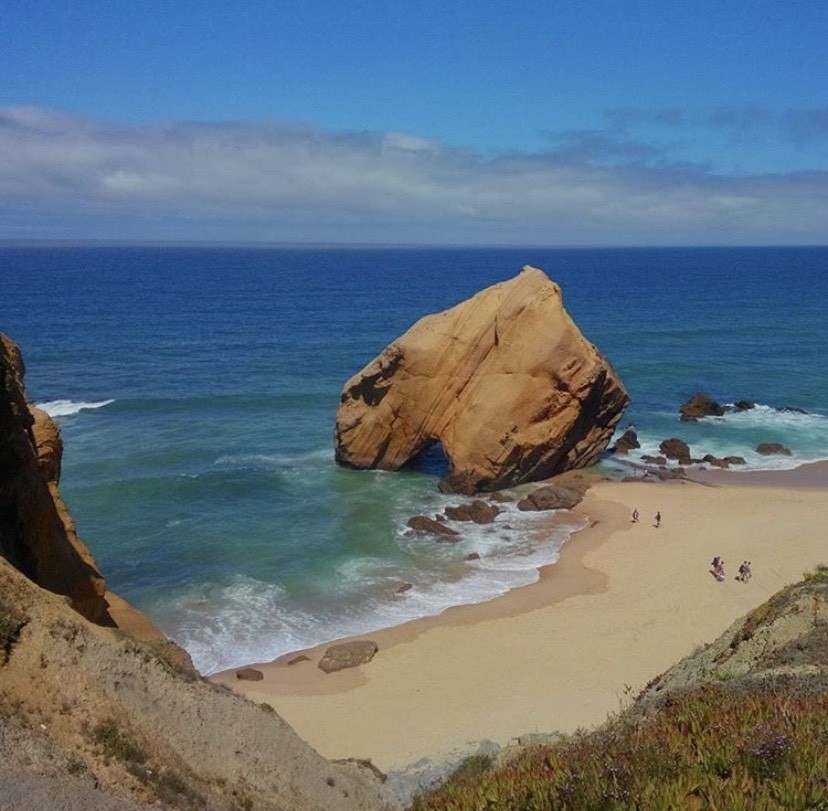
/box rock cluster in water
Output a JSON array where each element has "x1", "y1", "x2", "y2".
[{"x1": 334, "y1": 267, "x2": 629, "y2": 494}]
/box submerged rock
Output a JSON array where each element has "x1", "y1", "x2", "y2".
[
  {"x1": 406, "y1": 515, "x2": 460, "y2": 539},
  {"x1": 335, "y1": 267, "x2": 628, "y2": 494}
]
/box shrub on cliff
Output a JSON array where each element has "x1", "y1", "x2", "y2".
[{"x1": 410, "y1": 685, "x2": 828, "y2": 810}]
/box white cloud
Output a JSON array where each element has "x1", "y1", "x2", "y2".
[{"x1": 0, "y1": 106, "x2": 826, "y2": 244}]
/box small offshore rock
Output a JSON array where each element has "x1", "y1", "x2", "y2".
[
  {"x1": 444, "y1": 500, "x2": 501, "y2": 524},
  {"x1": 756, "y1": 442, "x2": 792, "y2": 456},
  {"x1": 659, "y1": 438, "x2": 692, "y2": 463},
  {"x1": 407, "y1": 515, "x2": 460, "y2": 539},
  {"x1": 465, "y1": 552, "x2": 481, "y2": 561},
  {"x1": 733, "y1": 400, "x2": 756, "y2": 411},
  {"x1": 702, "y1": 454, "x2": 728, "y2": 468},
  {"x1": 395, "y1": 583, "x2": 413, "y2": 594},
  {"x1": 680, "y1": 393, "x2": 725, "y2": 422},
  {"x1": 612, "y1": 428, "x2": 640, "y2": 454},
  {"x1": 318, "y1": 640, "x2": 378, "y2": 673},
  {"x1": 724, "y1": 455, "x2": 746, "y2": 465}
]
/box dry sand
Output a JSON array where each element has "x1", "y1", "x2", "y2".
[{"x1": 213, "y1": 463, "x2": 828, "y2": 773}]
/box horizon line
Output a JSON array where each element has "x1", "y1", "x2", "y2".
[{"x1": 2, "y1": 238, "x2": 827, "y2": 251}]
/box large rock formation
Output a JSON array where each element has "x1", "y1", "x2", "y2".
[{"x1": 335, "y1": 267, "x2": 629, "y2": 494}]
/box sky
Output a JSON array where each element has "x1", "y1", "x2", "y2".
[{"x1": 2, "y1": 0, "x2": 827, "y2": 246}]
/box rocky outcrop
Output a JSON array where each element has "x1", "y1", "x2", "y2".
[
  {"x1": 0, "y1": 559, "x2": 389, "y2": 810},
  {"x1": 0, "y1": 334, "x2": 390, "y2": 810},
  {"x1": 335, "y1": 267, "x2": 628, "y2": 494},
  {"x1": 635, "y1": 570, "x2": 828, "y2": 706}
]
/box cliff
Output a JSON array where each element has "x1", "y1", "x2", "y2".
[
  {"x1": 0, "y1": 333, "x2": 390, "y2": 810},
  {"x1": 335, "y1": 267, "x2": 629, "y2": 494},
  {"x1": 0, "y1": 333, "x2": 110, "y2": 624}
]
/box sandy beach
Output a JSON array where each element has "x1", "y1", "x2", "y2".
[{"x1": 213, "y1": 463, "x2": 828, "y2": 773}]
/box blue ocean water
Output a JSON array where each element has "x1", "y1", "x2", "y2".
[{"x1": 2, "y1": 245, "x2": 827, "y2": 674}]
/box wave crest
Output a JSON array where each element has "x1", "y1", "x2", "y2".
[{"x1": 37, "y1": 398, "x2": 115, "y2": 417}]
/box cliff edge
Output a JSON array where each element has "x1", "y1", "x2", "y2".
[{"x1": 0, "y1": 333, "x2": 390, "y2": 810}]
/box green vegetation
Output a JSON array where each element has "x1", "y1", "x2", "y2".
[
  {"x1": 410, "y1": 685, "x2": 828, "y2": 810},
  {"x1": 803, "y1": 563, "x2": 828, "y2": 583},
  {"x1": 92, "y1": 719, "x2": 146, "y2": 765},
  {"x1": 93, "y1": 719, "x2": 206, "y2": 807},
  {"x1": 0, "y1": 597, "x2": 26, "y2": 662}
]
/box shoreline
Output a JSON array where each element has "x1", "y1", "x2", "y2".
[{"x1": 211, "y1": 461, "x2": 828, "y2": 772}]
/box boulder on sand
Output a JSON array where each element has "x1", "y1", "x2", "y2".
[
  {"x1": 334, "y1": 267, "x2": 628, "y2": 494},
  {"x1": 318, "y1": 640, "x2": 379, "y2": 673}
]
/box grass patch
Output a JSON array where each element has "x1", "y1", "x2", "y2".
[
  {"x1": 0, "y1": 597, "x2": 26, "y2": 662},
  {"x1": 92, "y1": 720, "x2": 146, "y2": 765}
]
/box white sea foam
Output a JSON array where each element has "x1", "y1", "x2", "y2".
[
  {"x1": 37, "y1": 398, "x2": 114, "y2": 418},
  {"x1": 621, "y1": 402, "x2": 828, "y2": 474},
  {"x1": 165, "y1": 506, "x2": 590, "y2": 675},
  {"x1": 213, "y1": 448, "x2": 333, "y2": 470}
]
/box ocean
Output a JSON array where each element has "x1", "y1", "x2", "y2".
[{"x1": 2, "y1": 245, "x2": 826, "y2": 674}]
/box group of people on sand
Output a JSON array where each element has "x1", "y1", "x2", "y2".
[
  {"x1": 630, "y1": 508, "x2": 660, "y2": 527},
  {"x1": 628, "y1": 509, "x2": 752, "y2": 582},
  {"x1": 709, "y1": 557, "x2": 752, "y2": 583}
]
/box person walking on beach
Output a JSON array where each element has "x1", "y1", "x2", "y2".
[
  {"x1": 737, "y1": 561, "x2": 752, "y2": 582},
  {"x1": 654, "y1": 511, "x2": 661, "y2": 528},
  {"x1": 711, "y1": 556, "x2": 726, "y2": 582},
  {"x1": 631, "y1": 508, "x2": 639, "y2": 523}
]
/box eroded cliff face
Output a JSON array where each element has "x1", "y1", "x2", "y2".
[
  {"x1": 0, "y1": 333, "x2": 110, "y2": 624},
  {"x1": 0, "y1": 333, "x2": 390, "y2": 810},
  {"x1": 335, "y1": 267, "x2": 629, "y2": 493}
]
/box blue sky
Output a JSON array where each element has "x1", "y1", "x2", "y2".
[{"x1": 2, "y1": 0, "x2": 827, "y2": 245}]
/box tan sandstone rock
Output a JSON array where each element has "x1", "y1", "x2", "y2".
[
  {"x1": 318, "y1": 640, "x2": 379, "y2": 673},
  {"x1": 335, "y1": 267, "x2": 629, "y2": 493}
]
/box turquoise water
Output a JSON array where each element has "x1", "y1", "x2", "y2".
[{"x1": 2, "y1": 245, "x2": 827, "y2": 673}]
